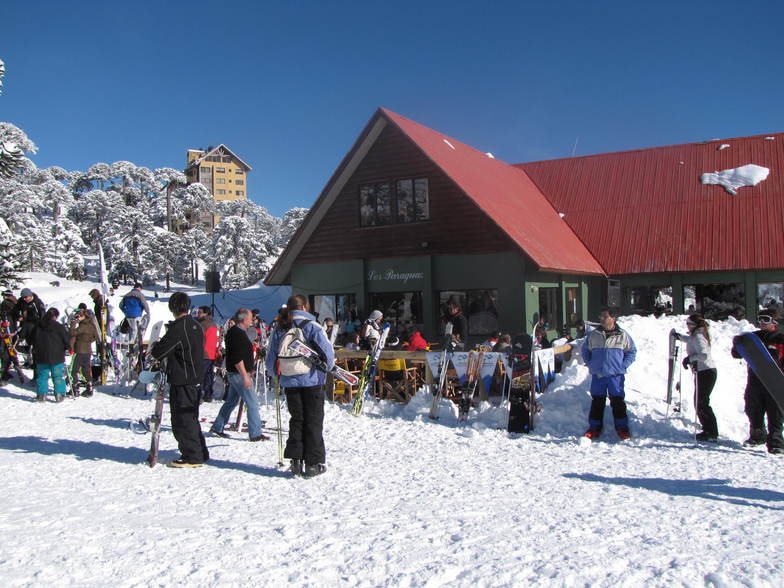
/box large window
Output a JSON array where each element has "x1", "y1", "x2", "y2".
[
  {"x1": 310, "y1": 294, "x2": 357, "y2": 327},
  {"x1": 368, "y1": 291, "x2": 423, "y2": 338},
  {"x1": 439, "y1": 289, "x2": 498, "y2": 336},
  {"x1": 683, "y1": 283, "x2": 745, "y2": 320},
  {"x1": 360, "y1": 182, "x2": 392, "y2": 226},
  {"x1": 396, "y1": 178, "x2": 429, "y2": 223},
  {"x1": 629, "y1": 285, "x2": 673, "y2": 315},
  {"x1": 360, "y1": 177, "x2": 429, "y2": 227},
  {"x1": 759, "y1": 282, "x2": 784, "y2": 315}
]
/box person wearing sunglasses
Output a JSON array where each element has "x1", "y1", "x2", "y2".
[
  {"x1": 678, "y1": 314, "x2": 718, "y2": 442},
  {"x1": 731, "y1": 308, "x2": 784, "y2": 453}
]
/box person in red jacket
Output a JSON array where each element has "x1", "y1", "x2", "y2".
[
  {"x1": 402, "y1": 330, "x2": 429, "y2": 351},
  {"x1": 196, "y1": 306, "x2": 220, "y2": 402}
]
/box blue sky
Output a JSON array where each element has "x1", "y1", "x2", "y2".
[{"x1": 3, "y1": 0, "x2": 783, "y2": 217}]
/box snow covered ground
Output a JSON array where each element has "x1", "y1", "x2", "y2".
[{"x1": 2, "y1": 275, "x2": 784, "y2": 586}]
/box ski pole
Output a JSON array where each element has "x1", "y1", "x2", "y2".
[{"x1": 274, "y1": 373, "x2": 284, "y2": 467}]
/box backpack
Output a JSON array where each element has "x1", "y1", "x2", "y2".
[
  {"x1": 120, "y1": 295, "x2": 144, "y2": 318},
  {"x1": 277, "y1": 319, "x2": 313, "y2": 376}
]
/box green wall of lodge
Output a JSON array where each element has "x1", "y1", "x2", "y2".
[
  {"x1": 291, "y1": 256, "x2": 784, "y2": 339},
  {"x1": 290, "y1": 252, "x2": 601, "y2": 340}
]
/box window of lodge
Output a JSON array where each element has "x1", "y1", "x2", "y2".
[{"x1": 360, "y1": 177, "x2": 429, "y2": 227}]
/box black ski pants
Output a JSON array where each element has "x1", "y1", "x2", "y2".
[
  {"x1": 284, "y1": 385, "x2": 326, "y2": 466},
  {"x1": 695, "y1": 368, "x2": 718, "y2": 437},
  {"x1": 744, "y1": 381, "x2": 784, "y2": 449},
  {"x1": 169, "y1": 384, "x2": 209, "y2": 463}
]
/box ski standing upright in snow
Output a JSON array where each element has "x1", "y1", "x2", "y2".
[
  {"x1": 351, "y1": 324, "x2": 390, "y2": 416},
  {"x1": 428, "y1": 322, "x2": 454, "y2": 420},
  {"x1": 665, "y1": 328, "x2": 682, "y2": 416}
]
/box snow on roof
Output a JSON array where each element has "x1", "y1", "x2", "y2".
[{"x1": 700, "y1": 164, "x2": 770, "y2": 195}]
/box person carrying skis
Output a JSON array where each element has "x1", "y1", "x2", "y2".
[
  {"x1": 266, "y1": 295, "x2": 334, "y2": 478},
  {"x1": 731, "y1": 308, "x2": 784, "y2": 454},
  {"x1": 582, "y1": 307, "x2": 637, "y2": 440},
  {"x1": 30, "y1": 308, "x2": 69, "y2": 402},
  {"x1": 68, "y1": 309, "x2": 99, "y2": 397},
  {"x1": 119, "y1": 283, "x2": 149, "y2": 348},
  {"x1": 360, "y1": 310, "x2": 384, "y2": 350},
  {"x1": 676, "y1": 314, "x2": 718, "y2": 442},
  {"x1": 209, "y1": 308, "x2": 266, "y2": 442},
  {"x1": 150, "y1": 292, "x2": 209, "y2": 467},
  {"x1": 195, "y1": 306, "x2": 219, "y2": 403}
]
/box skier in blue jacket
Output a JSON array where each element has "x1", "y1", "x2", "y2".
[
  {"x1": 582, "y1": 307, "x2": 637, "y2": 440},
  {"x1": 266, "y1": 294, "x2": 334, "y2": 478}
]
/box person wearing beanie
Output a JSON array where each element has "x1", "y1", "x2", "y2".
[
  {"x1": 13, "y1": 288, "x2": 46, "y2": 365},
  {"x1": 731, "y1": 308, "x2": 784, "y2": 453},
  {"x1": 676, "y1": 314, "x2": 718, "y2": 442},
  {"x1": 360, "y1": 310, "x2": 384, "y2": 350}
]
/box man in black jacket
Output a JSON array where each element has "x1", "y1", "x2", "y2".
[
  {"x1": 732, "y1": 308, "x2": 784, "y2": 454},
  {"x1": 151, "y1": 292, "x2": 208, "y2": 467},
  {"x1": 14, "y1": 288, "x2": 46, "y2": 365}
]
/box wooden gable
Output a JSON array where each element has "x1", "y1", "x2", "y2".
[{"x1": 295, "y1": 123, "x2": 517, "y2": 265}]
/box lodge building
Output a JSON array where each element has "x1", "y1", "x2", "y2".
[{"x1": 265, "y1": 108, "x2": 784, "y2": 344}]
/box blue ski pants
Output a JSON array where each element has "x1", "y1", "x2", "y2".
[
  {"x1": 36, "y1": 363, "x2": 67, "y2": 397},
  {"x1": 588, "y1": 374, "x2": 629, "y2": 431}
]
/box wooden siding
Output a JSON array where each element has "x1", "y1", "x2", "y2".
[{"x1": 295, "y1": 125, "x2": 517, "y2": 264}]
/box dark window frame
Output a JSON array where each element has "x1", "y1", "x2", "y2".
[{"x1": 359, "y1": 176, "x2": 430, "y2": 228}]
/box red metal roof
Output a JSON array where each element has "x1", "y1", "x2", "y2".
[
  {"x1": 516, "y1": 132, "x2": 784, "y2": 275},
  {"x1": 380, "y1": 109, "x2": 605, "y2": 275}
]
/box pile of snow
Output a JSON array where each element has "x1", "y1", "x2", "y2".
[
  {"x1": 2, "y1": 273, "x2": 783, "y2": 585},
  {"x1": 700, "y1": 163, "x2": 770, "y2": 195}
]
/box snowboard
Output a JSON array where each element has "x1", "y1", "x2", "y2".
[
  {"x1": 733, "y1": 332, "x2": 784, "y2": 412},
  {"x1": 507, "y1": 351, "x2": 534, "y2": 433},
  {"x1": 145, "y1": 368, "x2": 167, "y2": 467},
  {"x1": 665, "y1": 328, "x2": 681, "y2": 407}
]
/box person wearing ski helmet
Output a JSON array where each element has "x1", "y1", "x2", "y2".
[
  {"x1": 677, "y1": 314, "x2": 718, "y2": 442},
  {"x1": 582, "y1": 307, "x2": 637, "y2": 440},
  {"x1": 731, "y1": 308, "x2": 784, "y2": 453}
]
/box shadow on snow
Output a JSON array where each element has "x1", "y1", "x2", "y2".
[{"x1": 563, "y1": 472, "x2": 784, "y2": 511}]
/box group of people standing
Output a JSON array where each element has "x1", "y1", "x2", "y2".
[
  {"x1": 580, "y1": 306, "x2": 784, "y2": 454},
  {"x1": 149, "y1": 292, "x2": 332, "y2": 476}
]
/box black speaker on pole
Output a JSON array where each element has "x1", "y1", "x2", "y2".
[{"x1": 205, "y1": 271, "x2": 221, "y2": 293}]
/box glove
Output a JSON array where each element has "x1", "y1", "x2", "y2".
[{"x1": 681, "y1": 356, "x2": 691, "y2": 370}]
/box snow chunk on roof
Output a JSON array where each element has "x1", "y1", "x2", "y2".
[
  {"x1": 700, "y1": 164, "x2": 770, "y2": 195},
  {"x1": 718, "y1": 144, "x2": 730, "y2": 150}
]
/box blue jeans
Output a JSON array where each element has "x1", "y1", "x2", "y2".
[
  {"x1": 36, "y1": 363, "x2": 67, "y2": 397},
  {"x1": 212, "y1": 372, "x2": 262, "y2": 438}
]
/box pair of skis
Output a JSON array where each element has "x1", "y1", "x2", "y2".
[
  {"x1": 351, "y1": 325, "x2": 391, "y2": 416},
  {"x1": 429, "y1": 322, "x2": 454, "y2": 420},
  {"x1": 457, "y1": 351, "x2": 485, "y2": 422}
]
